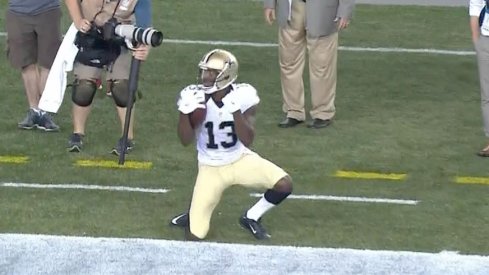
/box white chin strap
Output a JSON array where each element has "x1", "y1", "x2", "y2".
[
  {"x1": 199, "y1": 71, "x2": 230, "y2": 94},
  {"x1": 199, "y1": 83, "x2": 232, "y2": 95},
  {"x1": 199, "y1": 84, "x2": 219, "y2": 95}
]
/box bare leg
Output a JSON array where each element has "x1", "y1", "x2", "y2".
[
  {"x1": 38, "y1": 66, "x2": 50, "y2": 98},
  {"x1": 72, "y1": 105, "x2": 92, "y2": 135},
  {"x1": 21, "y1": 64, "x2": 41, "y2": 108},
  {"x1": 116, "y1": 105, "x2": 135, "y2": 140}
]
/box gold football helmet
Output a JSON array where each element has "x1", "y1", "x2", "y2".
[{"x1": 198, "y1": 49, "x2": 238, "y2": 94}]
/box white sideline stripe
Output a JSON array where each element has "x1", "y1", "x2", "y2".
[
  {"x1": 250, "y1": 192, "x2": 419, "y2": 205},
  {"x1": 164, "y1": 39, "x2": 476, "y2": 56},
  {"x1": 340, "y1": 46, "x2": 474, "y2": 56},
  {"x1": 0, "y1": 32, "x2": 475, "y2": 56},
  {"x1": 0, "y1": 182, "x2": 170, "y2": 194},
  {"x1": 1, "y1": 233, "x2": 488, "y2": 274},
  {"x1": 1, "y1": 182, "x2": 417, "y2": 205}
]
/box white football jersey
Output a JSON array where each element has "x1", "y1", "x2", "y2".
[{"x1": 195, "y1": 83, "x2": 260, "y2": 166}]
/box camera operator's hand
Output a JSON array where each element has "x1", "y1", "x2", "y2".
[
  {"x1": 76, "y1": 18, "x2": 92, "y2": 33},
  {"x1": 133, "y1": 44, "x2": 150, "y2": 61}
]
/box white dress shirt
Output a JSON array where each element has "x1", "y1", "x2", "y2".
[{"x1": 470, "y1": 0, "x2": 489, "y2": 36}]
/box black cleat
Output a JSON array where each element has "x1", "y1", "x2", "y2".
[
  {"x1": 170, "y1": 212, "x2": 189, "y2": 227},
  {"x1": 239, "y1": 214, "x2": 271, "y2": 240}
]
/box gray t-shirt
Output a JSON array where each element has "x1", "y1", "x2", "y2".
[{"x1": 8, "y1": 0, "x2": 60, "y2": 15}]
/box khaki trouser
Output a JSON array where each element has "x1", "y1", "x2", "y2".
[
  {"x1": 278, "y1": 0, "x2": 338, "y2": 121},
  {"x1": 476, "y1": 35, "x2": 489, "y2": 137}
]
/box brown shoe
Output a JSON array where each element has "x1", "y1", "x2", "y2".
[
  {"x1": 307, "y1": 118, "x2": 332, "y2": 129},
  {"x1": 278, "y1": 117, "x2": 303, "y2": 128}
]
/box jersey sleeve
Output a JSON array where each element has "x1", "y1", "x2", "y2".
[
  {"x1": 470, "y1": 0, "x2": 485, "y2": 17},
  {"x1": 236, "y1": 83, "x2": 260, "y2": 112}
]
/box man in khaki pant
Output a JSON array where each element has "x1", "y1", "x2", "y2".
[{"x1": 263, "y1": 0, "x2": 355, "y2": 128}]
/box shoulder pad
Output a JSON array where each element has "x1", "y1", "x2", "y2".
[
  {"x1": 234, "y1": 83, "x2": 259, "y2": 111},
  {"x1": 234, "y1": 83, "x2": 257, "y2": 93}
]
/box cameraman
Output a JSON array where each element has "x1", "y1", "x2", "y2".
[{"x1": 65, "y1": 0, "x2": 152, "y2": 155}]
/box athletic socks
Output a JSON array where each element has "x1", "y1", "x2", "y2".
[
  {"x1": 246, "y1": 197, "x2": 275, "y2": 221},
  {"x1": 246, "y1": 189, "x2": 291, "y2": 221}
]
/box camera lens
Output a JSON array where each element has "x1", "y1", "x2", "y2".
[{"x1": 114, "y1": 25, "x2": 164, "y2": 47}]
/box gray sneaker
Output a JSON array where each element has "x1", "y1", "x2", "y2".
[
  {"x1": 68, "y1": 133, "x2": 84, "y2": 152},
  {"x1": 18, "y1": 109, "x2": 39, "y2": 130},
  {"x1": 37, "y1": 112, "x2": 60, "y2": 132},
  {"x1": 111, "y1": 137, "x2": 134, "y2": 156}
]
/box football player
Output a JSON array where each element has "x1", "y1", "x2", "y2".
[{"x1": 170, "y1": 49, "x2": 293, "y2": 240}]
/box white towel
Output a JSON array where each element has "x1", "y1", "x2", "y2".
[{"x1": 39, "y1": 23, "x2": 79, "y2": 113}]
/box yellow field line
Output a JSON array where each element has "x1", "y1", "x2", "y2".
[
  {"x1": 334, "y1": 170, "x2": 406, "y2": 181},
  {"x1": 455, "y1": 176, "x2": 489, "y2": 185},
  {"x1": 0, "y1": 156, "x2": 29, "y2": 164},
  {"x1": 75, "y1": 160, "x2": 152, "y2": 170}
]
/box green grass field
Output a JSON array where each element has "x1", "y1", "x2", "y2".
[{"x1": 1, "y1": 1, "x2": 488, "y2": 255}]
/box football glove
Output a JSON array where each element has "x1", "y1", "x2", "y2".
[
  {"x1": 221, "y1": 90, "x2": 241, "y2": 113},
  {"x1": 177, "y1": 87, "x2": 206, "y2": 114},
  {"x1": 178, "y1": 100, "x2": 205, "y2": 115},
  {"x1": 179, "y1": 86, "x2": 205, "y2": 102}
]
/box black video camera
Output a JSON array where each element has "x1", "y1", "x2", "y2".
[{"x1": 103, "y1": 18, "x2": 163, "y2": 47}]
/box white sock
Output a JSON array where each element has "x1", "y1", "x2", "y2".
[
  {"x1": 31, "y1": 108, "x2": 46, "y2": 116},
  {"x1": 246, "y1": 196, "x2": 275, "y2": 221}
]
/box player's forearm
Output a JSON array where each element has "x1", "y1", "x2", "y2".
[
  {"x1": 177, "y1": 114, "x2": 195, "y2": 146},
  {"x1": 233, "y1": 113, "x2": 254, "y2": 147}
]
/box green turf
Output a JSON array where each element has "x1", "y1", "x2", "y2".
[{"x1": 1, "y1": 1, "x2": 488, "y2": 255}]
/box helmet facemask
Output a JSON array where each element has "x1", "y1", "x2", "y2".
[{"x1": 198, "y1": 49, "x2": 238, "y2": 94}]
